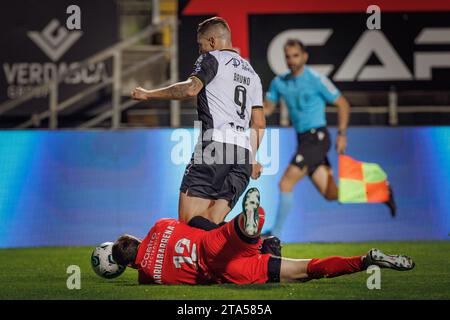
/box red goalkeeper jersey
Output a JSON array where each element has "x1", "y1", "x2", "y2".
[
  {"x1": 135, "y1": 218, "x2": 271, "y2": 285},
  {"x1": 135, "y1": 218, "x2": 212, "y2": 285}
]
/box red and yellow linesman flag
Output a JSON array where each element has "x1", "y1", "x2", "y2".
[{"x1": 338, "y1": 155, "x2": 390, "y2": 203}]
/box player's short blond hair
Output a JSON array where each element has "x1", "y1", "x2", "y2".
[{"x1": 197, "y1": 16, "x2": 231, "y2": 38}]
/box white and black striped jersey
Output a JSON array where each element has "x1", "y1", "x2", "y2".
[{"x1": 190, "y1": 49, "x2": 263, "y2": 151}]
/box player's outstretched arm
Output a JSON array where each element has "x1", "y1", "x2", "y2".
[{"x1": 131, "y1": 76, "x2": 204, "y2": 101}]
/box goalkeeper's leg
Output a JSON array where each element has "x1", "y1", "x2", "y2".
[{"x1": 280, "y1": 248, "x2": 415, "y2": 282}]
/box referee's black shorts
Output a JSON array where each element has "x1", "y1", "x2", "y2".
[
  {"x1": 290, "y1": 127, "x2": 331, "y2": 176},
  {"x1": 180, "y1": 141, "x2": 252, "y2": 209}
]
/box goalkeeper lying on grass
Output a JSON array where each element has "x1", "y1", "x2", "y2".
[{"x1": 112, "y1": 188, "x2": 414, "y2": 285}]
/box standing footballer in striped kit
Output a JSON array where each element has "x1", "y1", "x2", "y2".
[{"x1": 132, "y1": 17, "x2": 266, "y2": 229}]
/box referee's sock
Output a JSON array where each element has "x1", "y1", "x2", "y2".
[{"x1": 272, "y1": 192, "x2": 293, "y2": 238}]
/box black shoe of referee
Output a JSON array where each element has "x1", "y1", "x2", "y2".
[{"x1": 384, "y1": 185, "x2": 397, "y2": 218}]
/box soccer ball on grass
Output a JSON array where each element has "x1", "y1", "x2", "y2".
[{"x1": 91, "y1": 242, "x2": 126, "y2": 279}]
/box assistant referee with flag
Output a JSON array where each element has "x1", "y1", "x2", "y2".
[{"x1": 263, "y1": 39, "x2": 396, "y2": 238}]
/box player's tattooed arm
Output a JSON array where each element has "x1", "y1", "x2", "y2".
[
  {"x1": 131, "y1": 77, "x2": 203, "y2": 101},
  {"x1": 162, "y1": 77, "x2": 203, "y2": 99}
]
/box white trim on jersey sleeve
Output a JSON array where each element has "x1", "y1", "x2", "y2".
[{"x1": 251, "y1": 76, "x2": 264, "y2": 107}]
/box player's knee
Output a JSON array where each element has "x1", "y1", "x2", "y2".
[
  {"x1": 179, "y1": 211, "x2": 191, "y2": 223},
  {"x1": 279, "y1": 179, "x2": 293, "y2": 192},
  {"x1": 208, "y1": 214, "x2": 225, "y2": 225},
  {"x1": 287, "y1": 270, "x2": 308, "y2": 281},
  {"x1": 280, "y1": 259, "x2": 311, "y2": 282},
  {"x1": 323, "y1": 188, "x2": 338, "y2": 201},
  {"x1": 324, "y1": 193, "x2": 336, "y2": 201},
  {"x1": 282, "y1": 265, "x2": 309, "y2": 282}
]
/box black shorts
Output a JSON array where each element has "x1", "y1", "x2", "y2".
[
  {"x1": 267, "y1": 256, "x2": 282, "y2": 283},
  {"x1": 179, "y1": 141, "x2": 252, "y2": 209},
  {"x1": 290, "y1": 127, "x2": 331, "y2": 176}
]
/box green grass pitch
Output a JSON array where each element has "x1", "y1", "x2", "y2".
[{"x1": 0, "y1": 241, "x2": 449, "y2": 300}]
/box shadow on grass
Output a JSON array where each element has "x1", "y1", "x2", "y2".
[
  {"x1": 116, "y1": 283, "x2": 140, "y2": 287},
  {"x1": 113, "y1": 281, "x2": 290, "y2": 290}
]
